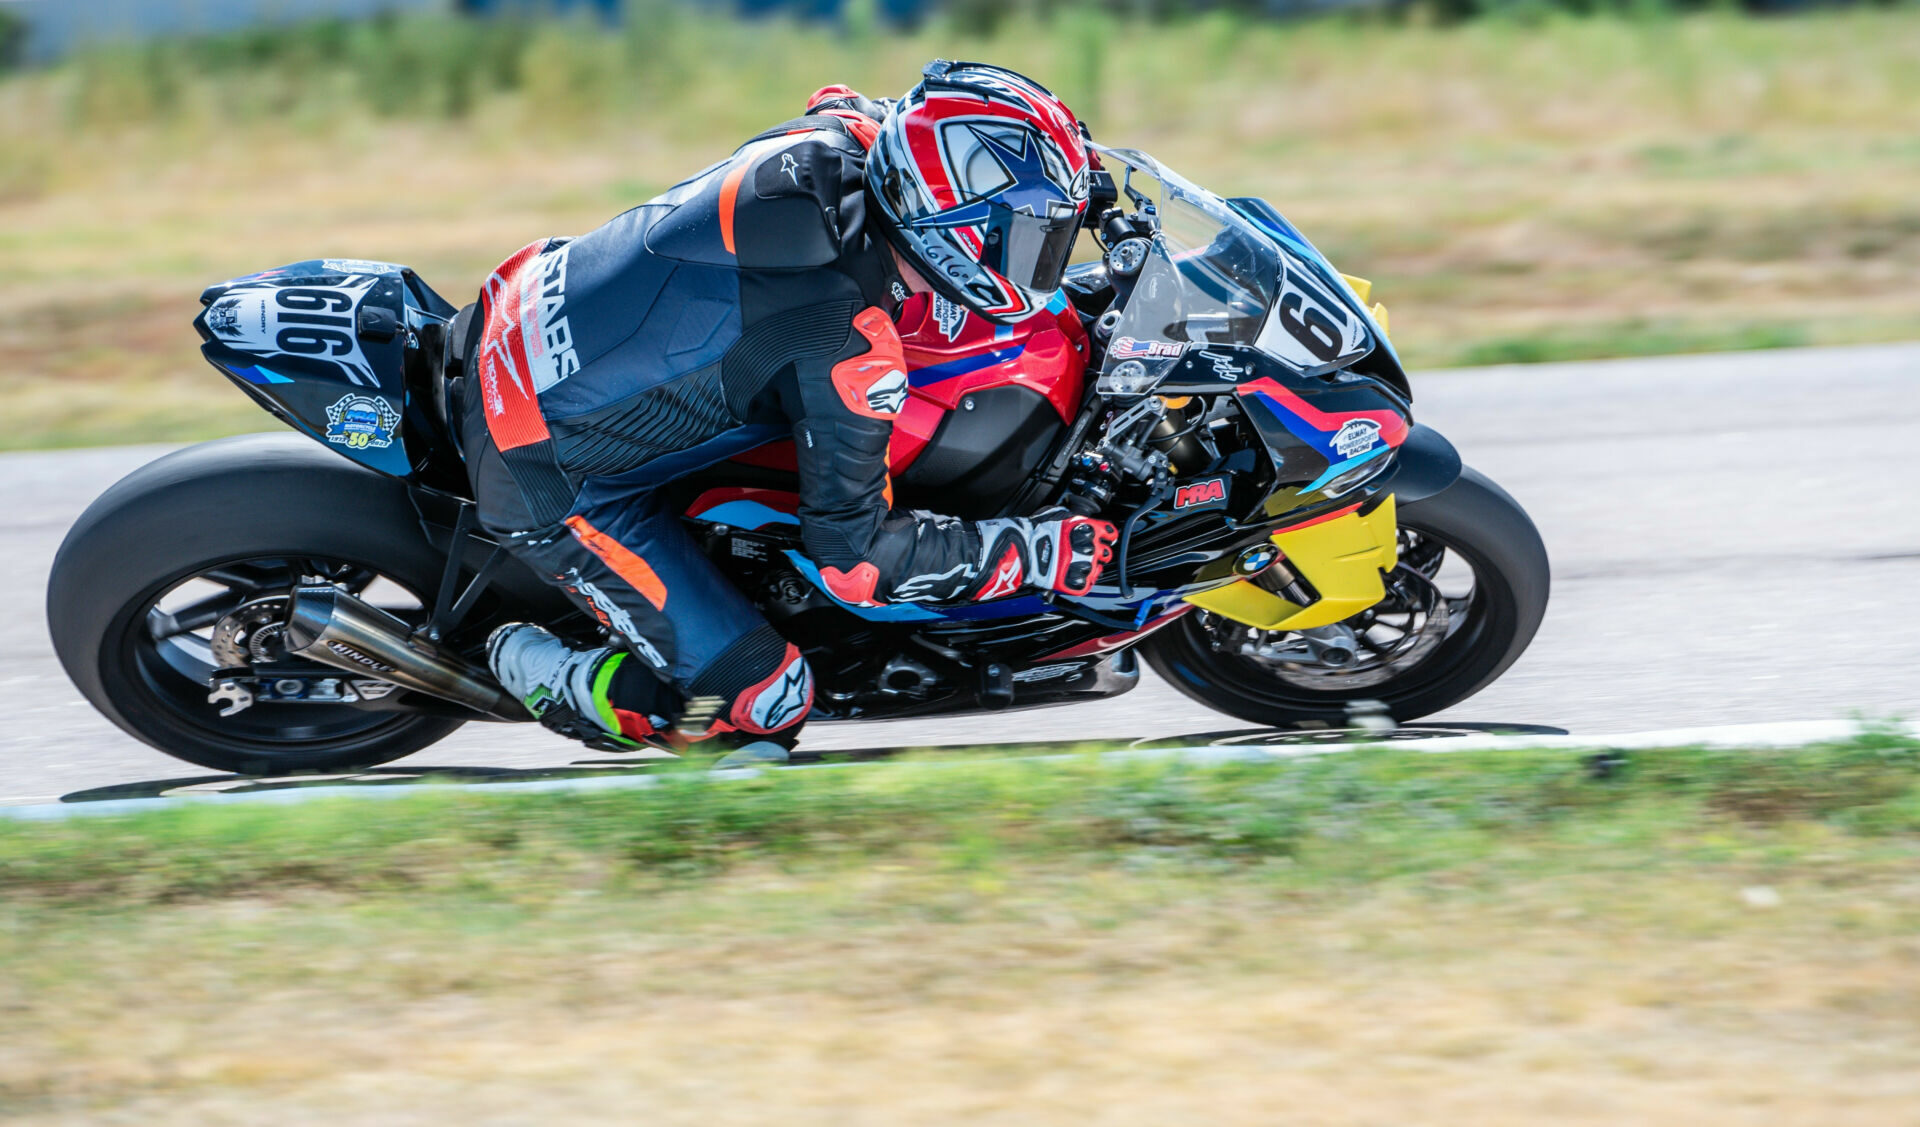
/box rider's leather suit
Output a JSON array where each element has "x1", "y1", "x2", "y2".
[{"x1": 461, "y1": 107, "x2": 1077, "y2": 745}]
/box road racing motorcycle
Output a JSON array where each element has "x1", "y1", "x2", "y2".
[{"x1": 49, "y1": 148, "x2": 1549, "y2": 774}]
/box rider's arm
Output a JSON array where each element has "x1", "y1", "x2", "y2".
[
  {"x1": 782, "y1": 308, "x2": 1115, "y2": 607},
  {"x1": 732, "y1": 133, "x2": 1113, "y2": 606}
]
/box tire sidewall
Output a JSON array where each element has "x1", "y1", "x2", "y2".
[
  {"x1": 1143, "y1": 468, "x2": 1550, "y2": 727},
  {"x1": 48, "y1": 436, "x2": 466, "y2": 773}
]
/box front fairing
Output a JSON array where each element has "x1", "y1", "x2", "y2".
[{"x1": 1094, "y1": 148, "x2": 1387, "y2": 384}]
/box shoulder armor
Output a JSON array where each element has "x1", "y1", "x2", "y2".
[{"x1": 645, "y1": 132, "x2": 865, "y2": 270}]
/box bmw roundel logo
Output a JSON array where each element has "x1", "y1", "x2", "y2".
[{"x1": 1235, "y1": 543, "x2": 1280, "y2": 576}]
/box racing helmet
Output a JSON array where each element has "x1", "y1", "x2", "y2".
[{"x1": 867, "y1": 60, "x2": 1092, "y2": 322}]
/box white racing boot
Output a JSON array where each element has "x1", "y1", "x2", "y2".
[{"x1": 487, "y1": 623, "x2": 662, "y2": 748}]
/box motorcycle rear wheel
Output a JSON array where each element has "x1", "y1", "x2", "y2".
[
  {"x1": 1142, "y1": 467, "x2": 1549, "y2": 728},
  {"x1": 48, "y1": 436, "x2": 468, "y2": 775}
]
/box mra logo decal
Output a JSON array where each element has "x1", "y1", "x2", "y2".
[{"x1": 1172, "y1": 478, "x2": 1227, "y2": 510}]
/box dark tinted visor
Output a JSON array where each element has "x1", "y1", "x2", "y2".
[{"x1": 983, "y1": 207, "x2": 1080, "y2": 295}]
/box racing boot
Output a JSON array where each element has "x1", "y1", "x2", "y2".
[{"x1": 486, "y1": 623, "x2": 667, "y2": 750}]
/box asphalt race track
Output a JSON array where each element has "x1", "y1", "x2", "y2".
[{"x1": 4, "y1": 343, "x2": 1917, "y2": 803}]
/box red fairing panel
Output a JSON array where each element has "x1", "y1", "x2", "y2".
[
  {"x1": 886, "y1": 294, "x2": 1087, "y2": 474},
  {"x1": 731, "y1": 295, "x2": 1089, "y2": 476}
]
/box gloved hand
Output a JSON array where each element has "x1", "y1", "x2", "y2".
[
  {"x1": 1031, "y1": 513, "x2": 1120, "y2": 597},
  {"x1": 970, "y1": 512, "x2": 1118, "y2": 600}
]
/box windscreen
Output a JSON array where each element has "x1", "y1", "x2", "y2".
[
  {"x1": 1097, "y1": 148, "x2": 1376, "y2": 385},
  {"x1": 1100, "y1": 153, "x2": 1280, "y2": 378}
]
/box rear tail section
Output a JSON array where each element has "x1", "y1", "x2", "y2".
[{"x1": 194, "y1": 258, "x2": 462, "y2": 480}]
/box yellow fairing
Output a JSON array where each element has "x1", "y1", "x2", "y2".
[{"x1": 1183, "y1": 496, "x2": 1399, "y2": 632}]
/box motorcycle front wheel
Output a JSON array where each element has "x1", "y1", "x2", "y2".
[{"x1": 1142, "y1": 467, "x2": 1550, "y2": 727}]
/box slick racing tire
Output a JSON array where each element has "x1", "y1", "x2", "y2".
[
  {"x1": 48, "y1": 435, "x2": 467, "y2": 775},
  {"x1": 1142, "y1": 467, "x2": 1549, "y2": 728}
]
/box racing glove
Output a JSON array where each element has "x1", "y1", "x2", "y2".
[{"x1": 970, "y1": 512, "x2": 1119, "y2": 601}]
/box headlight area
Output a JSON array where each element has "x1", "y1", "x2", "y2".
[{"x1": 1316, "y1": 445, "x2": 1397, "y2": 499}]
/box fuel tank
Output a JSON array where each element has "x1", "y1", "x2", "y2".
[{"x1": 729, "y1": 293, "x2": 1089, "y2": 518}]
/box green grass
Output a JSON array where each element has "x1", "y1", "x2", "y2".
[{"x1": 8, "y1": 731, "x2": 1919, "y2": 907}]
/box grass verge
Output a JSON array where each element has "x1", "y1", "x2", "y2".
[{"x1": 5, "y1": 733, "x2": 1920, "y2": 1122}]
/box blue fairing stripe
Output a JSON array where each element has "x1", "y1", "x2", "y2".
[
  {"x1": 224, "y1": 364, "x2": 293, "y2": 385},
  {"x1": 1249, "y1": 390, "x2": 1339, "y2": 460},
  {"x1": 1299, "y1": 443, "x2": 1391, "y2": 494},
  {"x1": 907, "y1": 344, "x2": 1027, "y2": 388}
]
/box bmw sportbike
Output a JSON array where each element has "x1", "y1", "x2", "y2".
[{"x1": 49, "y1": 147, "x2": 1549, "y2": 774}]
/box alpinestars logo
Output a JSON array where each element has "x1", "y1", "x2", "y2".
[
  {"x1": 932, "y1": 295, "x2": 967, "y2": 341},
  {"x1": 974, "y1": 542, "x2": 1026, "y2": 601},
  {"x1": 519, "y1": 245, "x2": 581, "y2": 393},
  {"x1": 780, "y1": 152, "x2": 800, "y2": 185},
  {"x1": 745, "y1": 657, "x2": 812, "y2": 732},
  {"x1": 563, "y1": 570, "x2": 667, "y2": 670},
  {"x1": 892, "y1": 563, "x2": 973, "y2": 602},
  {"x1": 865, "y1": 369, "x2": 909, "y2": 416}
]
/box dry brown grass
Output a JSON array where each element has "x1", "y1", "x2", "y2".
[{"x1": 7, "y1": 866, "x2": 1920, "y2": 1124}]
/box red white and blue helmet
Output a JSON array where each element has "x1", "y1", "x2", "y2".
[{"x1": 867, "y1": 60, "x2": 1092, "y2": 322}]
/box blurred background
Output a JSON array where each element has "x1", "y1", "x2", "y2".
[
  {"x1": 1, "y1": 0, "x2": 1917, "y2": 449},
  {"x1": 5, "y1": 5, "x2": 1920, "y2": 1121}
]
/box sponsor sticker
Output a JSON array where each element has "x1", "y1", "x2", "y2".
[
  {"x1": 205, "y1": 297, "x2": 244, "y2": 337},
  {"x1": 932, "y1": 294, "x2": 967, "y2": 341},
  {"x1": 324, "y1": 394, "x2": 400, "y2": 450},
  {"x1": 1012, "y1": 662, "x2": 1086, "y2": 684},
  {"x1": 1332, "y1": 418, "x2": 1383, "y2": 459},
  {"x1": 1195, "y1": 349, "x2": 1249, "y2": 381},
  {"x1": 1172, "y1": 477, "x2": 1228, "y2": 511},
  {"x1": 1109, "y1": 336, "x2": 1185, "y2": 360}
]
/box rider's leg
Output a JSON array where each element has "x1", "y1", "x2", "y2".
[
  {"x1": 545, "y1": 483, "x2": 814, "y2": 748},
  {"x1": 470, "y1": 443, "x2": 811, "y2": 749}
]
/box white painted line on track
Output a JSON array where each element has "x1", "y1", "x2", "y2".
[{"x1": 2, "y1": 719, "x2": 1911, "y2": 822}]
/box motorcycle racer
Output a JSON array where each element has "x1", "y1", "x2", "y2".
[{"x1": 465, "y1": 61, "x2": 1118, "y2": 759}]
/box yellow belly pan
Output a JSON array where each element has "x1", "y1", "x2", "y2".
[{"x1": 1182, "y1": 495, "x2": 1399, "y2": 632}]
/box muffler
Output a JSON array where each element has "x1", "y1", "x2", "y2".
[{"x1": 282, "y1": 585, "x2": 527, "y2": 720}]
